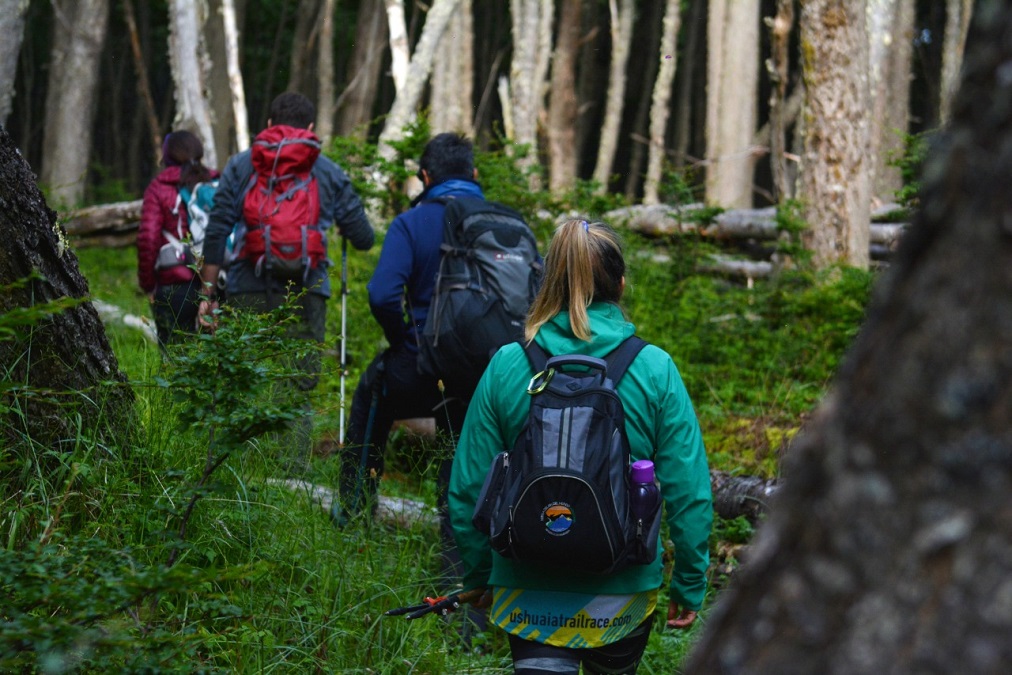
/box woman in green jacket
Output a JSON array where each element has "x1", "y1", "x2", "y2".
[{"x1": 449, "y1": 219, "x2": 713, "y2": 674}]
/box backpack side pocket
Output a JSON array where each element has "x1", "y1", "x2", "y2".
[{"x1": 471, "y1": 451, "x2": 508, "y2": 537}]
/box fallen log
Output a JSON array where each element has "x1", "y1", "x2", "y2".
[
  {"x1": 605, "y1": 203, "x2": 909, "y2": 250},
  {"x1": 710, "y1": 470, "x2": 779, "y2": 523},
  {"x1": 63, "y1": 199, "x2": 143, "y2": 236}
]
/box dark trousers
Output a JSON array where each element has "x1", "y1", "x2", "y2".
[
  {"x1": 339, "y1": 345, "x2": 487, "y2": 638},
  {"x1": 338, "y1": 345, "x2": 466, "y2": 514},
  {"x1": 228, "y1": 289, "x2": 326, "y2": 472},
  {"x1": 152, "y1": 279, "x2": 202, "y2": 349}
]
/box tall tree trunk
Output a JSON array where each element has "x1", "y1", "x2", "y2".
[
  {"x1": 200, "y1": 0, "x2": 231, "y2": 164},
  {"x1": 867, "y1": 0, "x2": 914, "y2": 203},
  {"x1": 221, "y1": 0, "x2": 249, "y2": 153},
  {"x1": 287, "y1": 0, "x2": 319, "y2": 96},
  {"x1": 316, "y1": 0, "x2": 337, "y2": 142},
  {"x1": 508, "y1": 0, "x2": 553, "y2": 185},
  {"x1": 121, "y1": 0, "x2": 162, "y2": 169},
  {"x1": 429, "y1": 0, "x2": 473, "y2": 134},
  {"x1": 0, "y1": 126, "x2": 134, "y2": 448},
  {"x1": 798, "y1": 0, "x2": 870, "y2": 269},
  {"x1": 623, "y1": 0, "x2": 663, "y2": 201},
  {"x1": 939, "y1": 0, "x2": 975, "y2": 123},
  {"x1": 0, "y1": 0, "x2": 29, "y2": 127},
  {"x1": 377, "y1": 0, "x2": 460, "y2": 161},
  {"x1": 386, "y1": 0, "x2": 410, "y2": 94},
  {"x1": 337, "y1": 0, "x2": 387, "y2": 139},
  {"x1": 705, "y1": 0, "x2": 760, "y2": 208},
  {"x1": 686, "y1": 5, "x2": 1012, "y2": 670},
  {"x1": 673, "y1": 0, "x2": 704, "y2": 170},
  {"x1": 591, "y1": 0, "x2": 635, "y2": 194},
  {"x1": 643, "y1": 0, "x2": 681, "y2": 205},
  {"x1": 40, "y1": 0, "x2": 111, "y2": 208},
  {"x1": 766, "y1": 0, "x2": 795, "y2": 203},
  {"x1": 883, "y1": 0, "x2": 915, "y2": 194},
  {"x1": 547, "y1": 0, "x2": 581, "y2": 195},
  {"x1": 168, "y1": 0, "x2": 217, "y2": 168}
]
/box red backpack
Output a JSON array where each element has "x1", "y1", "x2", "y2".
[{"x1": 241, "y1": 125, "x2": 326, "y2": 280}]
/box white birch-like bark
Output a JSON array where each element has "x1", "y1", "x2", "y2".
[
  {"x1": 168, "y1": 0, "x2": 217, "y2": 167},
  {"x1": 378, "y1": 0, "x2": 460, "y2": 161},
  {"x1": 40, "y1": 0, "x2": 110, "y2": 207},
  {"x1": 385, "y1": 0, "x2": 410, "y2": 94},
  {"x1": 507, "y1": 0, "x2": 553, "y2": 183},
  {"x1": 430, "y1": 0, "x2": 473, "y2": 133},
  {"x1": 940, "y1": 0, "x2": 975, "y2": 124},
  {"x1": 0, "y1": 0, "x2": 29, "y2": 127},
  {"x1": 591, "y1": 0, "x2": 636, "y2": 193},
  {"x1": 316, "y1": 0, "x2": 337, "y2": 142},
  {"x1": 643, "y1": 0, "x2": 682, "y2": 205},
  {"x1": 221, "y1": 0, "x2": 249, "y2": 152},
  {"x1": 705, "y1": 0, "x2": 760, "y2": 208}
]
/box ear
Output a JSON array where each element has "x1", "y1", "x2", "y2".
[
  {"x1": 308, "y1": 122, "x2": 315, "y2": 132},
  {"x1": 472, "y1": 168, "x2": 479, "y2": 180},
  {"x1": 619, "y1": 276, "x2": 626, "y2": 298}
]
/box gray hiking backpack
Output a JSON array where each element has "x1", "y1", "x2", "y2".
[
  {"x1": 417, "y1": 196, "x2": 542, "y2": 394},
  {"x1": 471, "y1": 336, "x2": 664, "y2": 575}
]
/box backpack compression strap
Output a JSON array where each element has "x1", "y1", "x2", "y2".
[{"x1": 522, "y1": 336, "x2": 648, "y2": 385}]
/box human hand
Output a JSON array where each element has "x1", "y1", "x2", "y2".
[
  {"x1": 666, "y1": 602, "x2": 698, "y2": 629},
  {"x1": 197, "y1": 298, "x2": 219, "y2": 331},
  {"x1": 467, "y1": 588, "x2": 492, "y2": 610}
]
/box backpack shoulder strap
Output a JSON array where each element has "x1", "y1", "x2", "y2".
[
  {"x1": 522, "y1": 340, "x2": 550, "y2": 374},
  {"x1": 604, "y1": 336, "x2": 648, "y2": 385}
]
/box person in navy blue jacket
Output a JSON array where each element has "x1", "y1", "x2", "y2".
[{"x1": 336, "y1": 133, "x2": 482, "y2": 524}]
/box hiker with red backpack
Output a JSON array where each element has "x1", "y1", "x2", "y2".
[
  {"x1": 137, "y1": 130, "x2": 219, "y2": 350},
  {"x1": 197, "y1": 92, "x2": 375, "y2": 473},
  {"x1": 449, "y1": 220, "x2": 713, "y2": 674}
]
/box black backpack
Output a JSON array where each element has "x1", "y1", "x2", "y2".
[
  {"x1": 417, "y1": 196, "x2": 542, "y2": 394},
  {"x1": 471, "y1": 336, "x2": 664, "y2": 575}
]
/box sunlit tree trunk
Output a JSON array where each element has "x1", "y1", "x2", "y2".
[
  {"x1": 705, "y1": 0, "x2": 760, "y2": 208},
  {"x1": 0, "y1": 0, "x2": 29, "y2": 127},
  {"x1": 378, "y1": 0, "x2": 460, "y2": 161},
  {"x1": 547, "y1": 0, "x2": 581, "y2": 195},
  {"x1": 168, "y1": 0, "x2": 217, "y2": 168},
  {"x1": 429, "y1": 0, "x2": 473, "y2": 134},
  {"x1": 386, "y1": 0, "x2": 410, "y2": 94},
  {"x1": 643, "y1": 0, "x2": 681, "y2": 205},
  {"x1": 686, "y1": 6, "x2": 1012, "y2": 670},
  {"x1": 221, "y1": 0, "x2": 249, "y2": 153},
  {"x1": 940, "y1": 0, "x2": 975, "y2": 124},
  {"x1": 592, "y1": 0, "x2": 635, "y2": 194},
  {"x1": 40, "y1": 0, "x2": 111, "y2": 207},
  {"x1": 508, "y1": 0, "x2": 553, "y2": 184},
  {"x1": 798, "y1": 0, "x2": 870, "y2": 269},
  {"x1": 337, "y1": 0, "x2": 387, "y2": 139},
  {"x1": 316, "y1": 0, "x2": 337, "y2": 142}
]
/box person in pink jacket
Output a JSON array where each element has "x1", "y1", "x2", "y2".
[{"x1": 137, "y1": 130, "x2": 218, "y2": 349}]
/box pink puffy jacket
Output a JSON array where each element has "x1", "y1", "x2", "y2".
[{"x1": 136, "y1": 165, "x2": 219, "y2": 293}]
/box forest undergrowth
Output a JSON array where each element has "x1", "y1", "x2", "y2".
[{"x1": 2, "y1": 132, "x2": 876, "y2": 672}]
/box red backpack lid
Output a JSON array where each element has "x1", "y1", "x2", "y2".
[{"x1": 251, "y1": 125, "x2": 321, "y2": 176}]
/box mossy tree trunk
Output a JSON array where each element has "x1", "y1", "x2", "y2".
[
  {"x1": 685, "y1": 3, "x2": 1012, "y2": 671},
  {"x1": 0, "y1": 126, "x2": 134, "y2": 449}
]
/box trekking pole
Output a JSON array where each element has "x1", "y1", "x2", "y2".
[
  {"x1": 339, "y1": 236, "x2": 349, "y2": 445},
  {"x1": 351, "y1": 356, "x2": 385, "y2": 514},
  {"x1": 385, "y1": 588, "x2": 485, "y2": 620}
]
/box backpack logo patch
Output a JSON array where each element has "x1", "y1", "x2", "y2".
[{"x1": 543, "y1": 502, "x2": 573, "y2": 535}]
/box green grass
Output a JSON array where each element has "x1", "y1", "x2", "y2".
[{"x1": 2, "y1": 191, "x2": 875, "y2": 671}]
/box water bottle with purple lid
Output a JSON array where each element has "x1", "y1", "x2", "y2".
[{"x1": 629, "y1": 459, "x2": 660, "y2": 520}]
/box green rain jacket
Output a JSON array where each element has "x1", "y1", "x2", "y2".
[{"x1": 448, "y1": 302, "x2": 713, "y2": 610}]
